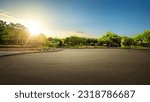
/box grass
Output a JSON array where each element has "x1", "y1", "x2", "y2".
[
  {"x1": 121, "y1": 46, "x2": 149, "y2": 49},
  {"x1": 0, "y1": 45, "x2": 149, "y2": 51}
]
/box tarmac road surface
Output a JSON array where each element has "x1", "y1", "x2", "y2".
[{"x1": 0, "y1": 49, "x2": 150, "y2": 85}]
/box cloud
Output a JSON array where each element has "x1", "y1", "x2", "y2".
[
  {"x1": 48, "y1": 30, "x2": 99, "y2": 38},
  {"x1": 0, "y1": 9, "x2": 20, "y2": 23},
  {"x1": 72, "y1": 31, "x2": 99, "y2": 38},
  {"x1": 0, "y1": 10, "x2": 100, "y2": 38}
]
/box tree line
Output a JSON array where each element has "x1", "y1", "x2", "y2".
[
  {"x1": 0, "y1": 20, "x2": 150, "y2": 48},
  {"x1": 0, "y1": 20, "x2": 47, "y2": 47},
  {"x1": 0, "y1": 20, "x2": 29, "y2": 45}
]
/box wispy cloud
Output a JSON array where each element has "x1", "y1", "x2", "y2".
[
  {"x1": 48, "y1": 31, "x2": 99, "y2": 38},
  {"x1": 0, "y1": 9, "x2": 20, "y2": 23},
  {"x1": 0, "y1": 10, "x2": 99, "y2": 38}
]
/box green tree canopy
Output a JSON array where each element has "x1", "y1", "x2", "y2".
[{"x1": 98, "y1": 32, "x2": 121, "y2": 47}]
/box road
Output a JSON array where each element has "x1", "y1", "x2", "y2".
[{"x1": 0, "y1": 49, "x2": 150, "y2": 85}]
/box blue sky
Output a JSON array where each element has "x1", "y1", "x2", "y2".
[{"x1": 0, "y1": 0, "x2": 150, "y2": 38}]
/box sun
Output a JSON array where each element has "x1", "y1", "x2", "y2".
[
  {"x1": 26, "y1": 22, "x2": 41, "y2": 35},
  {"x1": 21, "y1": 19, "x2": 42, "y2": 35}
]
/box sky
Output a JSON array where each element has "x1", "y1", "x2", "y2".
[{"x1": 0, "y1": 0, "x2": 150, "y2": 38}]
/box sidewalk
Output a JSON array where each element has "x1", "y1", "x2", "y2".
[{"x1": 0, "y1": 48, "x2": 64, "y2": 57}]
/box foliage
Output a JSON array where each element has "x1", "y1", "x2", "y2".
[
  {"x1": 0, "y1": 20, "x2": 29, "y2": 45},
  {"x1": 47, "y1": 37, "x2": 62, "y2": 48},
  {"x1": 0, "y1": 20, "x2": 149, "y2": 48},
  {"x1": 98, "y1": 32, "x2": 121, "y2": 47},
  {"x1": 63, "y1": 36, "x2": 99, "y2": 47},
  {"x1": 121, "y1": 36, "x2": 133, "y2": 47},
  {"x1": 132, "y1": 30, "x2": 150, "y2": 47}
]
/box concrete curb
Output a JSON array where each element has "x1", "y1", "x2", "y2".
[{"x1": 0, "y1": 49, "x2": 64, "y2": 57}]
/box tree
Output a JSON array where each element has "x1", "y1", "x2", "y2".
[
  {"x1": 0, "y1": 21, "x2": 29, "y2": 45},
  {"x1": 0, "y1": 20, "x2": 7, "y2": 44},
  {"x1": 64, "y1": 36, "x2": 90, "y2": 46},
  {"x1": 121, "y1": 36, "x2": 133, "y2": 47},
  {"x1": 132, "y1": 33, "x2": 143, "y2": 46},
  {"x1": 52, "y1": 38, "x2": 62, "y2": 47},
  {"x1": 142, "y1": 30, "x2": 150, "y2": 47},
  {"x1": 64, "y1": 36, "x2": 80, "y2": 46},
  {"x1": 98, "y1": 32, "x2": 121, "y2": 47},
  {"x1": 132, "y1": 30, "x2": 150, "y2": 47},
  {"x1": 86, "y1": 38, "x2": 98, "y2": 46},
  {"x1": 47, "y1": 37, "x2": 63, "y2": 47}
]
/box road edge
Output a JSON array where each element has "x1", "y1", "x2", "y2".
[{"x1": 0, "y1": 48, "x2": 64, "y2": 57}]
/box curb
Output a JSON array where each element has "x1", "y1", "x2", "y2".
[{"x1": 0, "y1": 49, "x2": 64, "y2": 57}]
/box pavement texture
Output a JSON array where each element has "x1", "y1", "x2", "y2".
[
  {"x1": 0, "y1": 51, "x2": 35, "y2": 57},
  {"x1": 0, "y1": 49, "x2": 150, "y2": 85},
  {"x1": 0, "y1": 48, "x2": 63, "y2": 57}
]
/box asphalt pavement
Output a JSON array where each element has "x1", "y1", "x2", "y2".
[
  {"x1": 0, "y1": 49, "x2": 150, "y2": 85},
  {"x1": 0, "y1": 51, "x2": 35, "y2": 57},
  {"x1": 0, "y1": 48, "x2": 63, "y2": 57}
]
